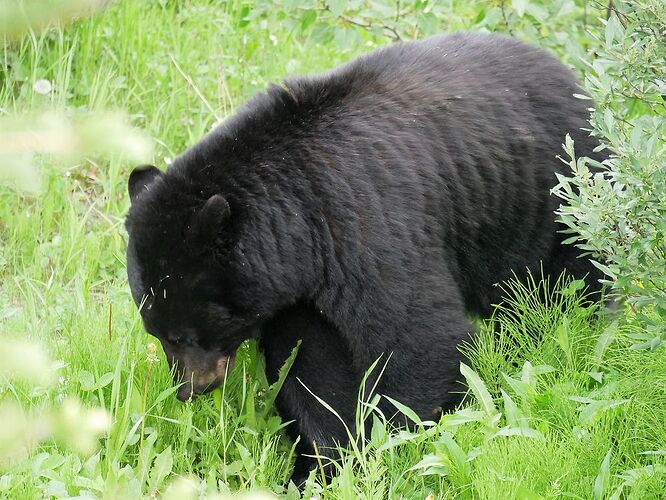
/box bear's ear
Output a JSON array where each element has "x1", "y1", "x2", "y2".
[
  {"x1": 187, "y1": 194, "x2": 231, "y2": 243},
  {"x1": 128, "y1": 165, "x2": 162, "y2": 203}
]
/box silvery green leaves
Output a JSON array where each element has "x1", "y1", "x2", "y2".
[{"x1": 552, "y1": 3, "x2": 666, "y2": 346}]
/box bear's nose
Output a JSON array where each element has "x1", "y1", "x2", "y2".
[
  {"x1": 176, "y1": 381, "x2": 193, "y2": 402},
  {"x1": 175, "y1": 377, "x2": 222, "y2": 401}
]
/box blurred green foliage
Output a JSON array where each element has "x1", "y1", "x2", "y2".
[{"x1": 0, "y1": 0, "x2": 151, "y2": 192}]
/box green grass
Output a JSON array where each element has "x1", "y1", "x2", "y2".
[{"x1": 1, "y1": 1, "x2": 665, "y2": 498}]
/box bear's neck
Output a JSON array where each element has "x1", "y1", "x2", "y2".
[
  {"x1": 218, "y1": 161, "x2": 347, "y2": 308},
  {"x1": 173, "y1": 128, "x2": 363, "y2": 309}
]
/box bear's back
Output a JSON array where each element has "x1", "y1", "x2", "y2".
[
  {"x1": 286, "y1": 32, "x2": 582, "y2": 120},
  {"x1": 171, "y1": 33, "x2": 600, "y2": 316},
  {"x1": 285, "y1": 33, "x2": 599, "y2": 314}
]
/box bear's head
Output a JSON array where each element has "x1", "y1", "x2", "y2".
[{"x1": 125, "y1": 165, "x2": 270, "y2": 401}]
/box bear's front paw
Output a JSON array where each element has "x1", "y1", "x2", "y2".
[{"x1": 289, "y1": 453, "x2": 321, "y2": 489}]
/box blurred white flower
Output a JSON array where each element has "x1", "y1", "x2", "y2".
[
  {"x1": 0, "y1": 402, "x2": 48, "y2": 466},
  {"x1": 0, "y1": 338, "x2": 54, "y2": 386},
  {"x1": 0, "y1": 111, "x2": 153, "y2": 192},
  {"x1": 33, "y1": 79, "x2": 52, "y2": 95},
  {"x1": 162, "y1": 476, "x2": 199, "y2": 500},
  {"x1": 55, "y1": 398, "x2": 111, "y2": 454}
]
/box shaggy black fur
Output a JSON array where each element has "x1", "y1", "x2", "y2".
[{"x1": 125, "y1": 32, "x2": 604, "y2": 484}]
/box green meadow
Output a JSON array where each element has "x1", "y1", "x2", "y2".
[{"x1": 1, "y1": 1, "x2": 664, "y2": 498}]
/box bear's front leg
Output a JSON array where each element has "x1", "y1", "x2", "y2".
[{"x1": 260, "y1": 303, "x2": 361, "y2": 486}]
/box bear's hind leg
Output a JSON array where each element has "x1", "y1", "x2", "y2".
[{"x1": 360, "y1": 265, "x2": 474, "y2": 423}]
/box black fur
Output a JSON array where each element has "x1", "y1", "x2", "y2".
[{"x1": 125, "y1": 33, "x2": 603, "y2": 484}]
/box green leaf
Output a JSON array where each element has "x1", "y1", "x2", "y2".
[
  {"x1": 515, "y1": 485, "x2": 544, "y2": 500},
  {"x1": 525, "y1": 2, "x2": 548, "y2": 22},
  {"x1": 417, "y1": 12, "x2": 439, "y2": 36},
  {"x1": 334, "y1": 27, "x2": 360, "y2": 51},
  {"x1": 260, "y1": 340, "x2": 300, "y2": 420},
  {"x1": 97, "y1": 372, "x2": 114, "y2": 389},
  {"x1": 79, "y1": 371, "x2": 114, "y2": 391},
  {"x1": 501, "y1": 389, "x2": 521, "y2": 427},
  {"x1": 593, "y1": 450, "x2": 612, "y2": 500},
  {"x1": 79, "y1": 370, "x2": 95, "y2": 390},
  {"x1": 327, "y1": 0, "x2": 346, "y2": 17},
  {"x1": 492, "y1": 426, "x2": 544, "y2": 440},
  {"x1": 605, "y1": 14, "x2": 624, "y2": 47},
  {"x1": 151, "y1": 446, "x2": 173, "y2": 487},
  {"x1": 574, "y1": 398, "x2": 630, "y2": 426},
  {"x1": 408, "y1": 454, "x2": 448, "y2": 477},
  {"x1": 503, "y1": 373, "x2": 531, "y2": 400},
  {"x1": 376, "y1": 429, "x2": 420, "y2": 452},
  {"x1": 590, "y1": 260, "x2": 618, "y2": 280},
  {"x1": 555, "y1": 316, "x2": 572, "y2": 363},
  {"x1": 300, "y1": 10, "x2": 317, "y2": 31},
  {"x1": 592, "y1": 320, "x2": 617, "y2": 367},
  {"x1": 441, "y1": 408, "x2": 486, "y2": 429},
  {"x1": 370, "y1": 414, "x2": 386, "y2": 446},
  {"x1": 282, "y1": 0, "x2": 301, "y2": 11},
  {"x1": 440, "y1": 432, "x2": 467, "y2": 469},
  {"x1": 285, "y1": 480, "x2": 301, "y2": 499},
  {"x1": 512, "y1": 0, "x2": 529, "y2": 17},
  {"x1": 560, "y1": 279, "x2": 586, "y2": 296},
  {"x1": 310, "y1": 23, "x2": 334, "y2": 44},
  {"x1": 384, "y1": 395, "x2": 422, "y2": 426},
  {"x1": 44, "y1": 480, "x2": 67, "y2": 497},
  {"x1": 460, "y1": 363, "x2": 497, "y2": 417}
]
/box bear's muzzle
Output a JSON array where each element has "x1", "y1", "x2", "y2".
[{"x1": 159, "y1": 339, "x2": 235, "y2": 401}]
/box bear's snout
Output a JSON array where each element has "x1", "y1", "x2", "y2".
[
  {"x1": 159, "y1": 340, "x2": 235, "y2": 401},
  {"x1": 174, "y1": 355, "x2": 235, "y2": 401}
]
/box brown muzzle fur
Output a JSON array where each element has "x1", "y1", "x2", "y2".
[{"x1": 160, "y1": 340, "x2": 235, "y2": 401}]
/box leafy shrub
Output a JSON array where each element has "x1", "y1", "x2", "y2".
[
  {"x1": 552, "y1": 0, "x2": 666, "y2": 346},
  {"x1": 226, "y1": 0, "x2": 597, "y2": 69}
]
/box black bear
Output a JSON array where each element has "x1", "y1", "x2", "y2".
[{"x1": 125, "y1": 33, "x2": 603, "y2": 484}]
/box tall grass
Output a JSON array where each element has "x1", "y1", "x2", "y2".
[{"x1": 1, "y1": 1, "x2": 665, "y2": 498}]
